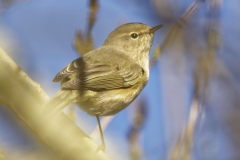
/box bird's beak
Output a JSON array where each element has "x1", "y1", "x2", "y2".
[{"x1": 149, "y1": 25, "x2": 163, "y2": 34}]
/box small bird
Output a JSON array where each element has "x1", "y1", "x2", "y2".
[{"x1": 44, "y1": 23, "x2": 162, "y2": 151}]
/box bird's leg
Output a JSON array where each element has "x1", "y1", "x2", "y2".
[{"x1": 96, "y1": 115, "x2": 106, "y2": 152}]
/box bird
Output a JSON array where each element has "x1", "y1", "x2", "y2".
[{"x1": 43, "y1": 22, "x2": 162, "y2": 151}]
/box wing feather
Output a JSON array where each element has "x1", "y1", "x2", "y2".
[
  {"x1": 53, "y1": 58, "x2": 84, "y2": 82},
  {"x1": 55, "y1": 47, "x2": 145, "y2": 91}
]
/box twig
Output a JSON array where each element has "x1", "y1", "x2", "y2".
[
  {"x1": 150, "y1": 0, "x2": 204, "y2": 68},
  {"x1": 127, "y1": 100, "x2": 147, "y2": 160},
  {"x1": 170, "y1": 0, "x2": 222, "y2": 159},
  {"x1": 0, "y1": 148, "x2": 4, "y2": 160},
  {"x1": 74, "y1": 0, "x2": 98, "y2": 55},
  {"x1": 87, "y1": 0, "x2": 99, "y2": 34},
  {"x1": 170, "y1": 98, "x2": 201, "y2": 160}
]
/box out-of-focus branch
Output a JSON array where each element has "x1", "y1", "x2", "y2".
[
  {"x1": 70, "y1": 0, "x2": 99, "y2": 119},
  {"x1": 127, "y1": 100, "x2": 147, "y2": 160},
  {"x1": 170, "y1": 0, "x2": 221, "y2": 159},
  {"x1": 0, "y1": 149, "x2": 4, "y2": 160},
  {"x1": 170, "y1": 99, "x2": 201, "y2": 160},
  {"x1": 0, "y1": 95, "x2": 10, "y2": 107},
  {"x1": 74, "y1": 30, "x2": 94, "y2": 56},
  {"x1": 150, "y1": 0, "x2": 204, "y2": 68},
  {"x1": 67, "y1": 104, "x2": 77, "y2": 122},
  {"x1": 195, "y1": 0, "x2": 221, "y2": 103},
  {"x1": 74, "y1": 0, "x2": 98, "y2": 55},
  {"x1": 0, "y1": 0, "x2": 29, "y2": 13},
  {"x1": 87, "y1": 0, "x2": 99, "y2": 34},
  {"x1": 0, "y1": 48, "x2": 48, "y2": 105},
  {"x1": 0, "y1": 48, "x2": 109, "y2": 160}
]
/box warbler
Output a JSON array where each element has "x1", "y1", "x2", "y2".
[{"x1": 44, "y1": 23, "x2": 162, "y2": 151}]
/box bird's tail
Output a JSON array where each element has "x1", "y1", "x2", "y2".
[{"x1": 43, "y1": 89, "x2": 77, "y2": 117}]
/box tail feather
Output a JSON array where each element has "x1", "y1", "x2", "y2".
[{"x1": 43, "y1": 90, "x2": 75, "y2": 117}]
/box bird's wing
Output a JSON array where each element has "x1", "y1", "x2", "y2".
[
  {"x1": 53, "y1": 58, "x2": 84, "y2": 82},
  {"x1": 58, "y1": 47, "x2": 145, "y2": 91}
]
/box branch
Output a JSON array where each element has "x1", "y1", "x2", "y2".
[
  {"x1": 0, "y1": 47, "x2": 109, "y2": 160},
  {"x1": 170, "y1": 98, "x2": 201, "y2": 160},
  {"x1": 150, "y1": 0, "x2": 204, "y2": 68},
  {"x1": 74, "y1": 0, "x2": 99, "y2": 55},
  {"x1": 170, "y1": 0, "x2": 222, "y2": 159}
]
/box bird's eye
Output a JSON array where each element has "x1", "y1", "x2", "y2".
[{"x1": 130, "y1": 33, "x2": 138, "y2": 39}]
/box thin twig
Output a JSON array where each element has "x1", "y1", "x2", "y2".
[
  {"x1": 170, "y1": 0, "x2": 222, "y2": 159},
  {"x1": 87, "y1": 0, "x2": 99, "y2": 34},
  {"x1": 127, "y1": 100, "x2": 147, "y2": 160},
  {"x1": 74, "y1": 0, "x2": 98, "y2": 55},
  {"x1": 0, "y1": 149, "x2": 4, "y2": 160},
  {"x1": 170, "y1": 98, "x2": 201, "y2": 160},
  {"x1": 150, "y1": 0, "x2": 204, "y2": 68}
]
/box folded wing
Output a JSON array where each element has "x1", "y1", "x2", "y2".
[{"x1": 53, "y1": 47, "x2": 145, "y2": 91}]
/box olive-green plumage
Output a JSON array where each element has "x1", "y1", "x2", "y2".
[{"x1": 44, "y1": 23, "x2": 162, "y2": 117}]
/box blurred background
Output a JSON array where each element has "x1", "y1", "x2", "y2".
[{"x1": 0, "y1": 0, "x2": 240, "y2": 159}]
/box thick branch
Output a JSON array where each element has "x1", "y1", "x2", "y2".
[{"x1": 0, "y1": 48, "x2": 109, "y2": 160}]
